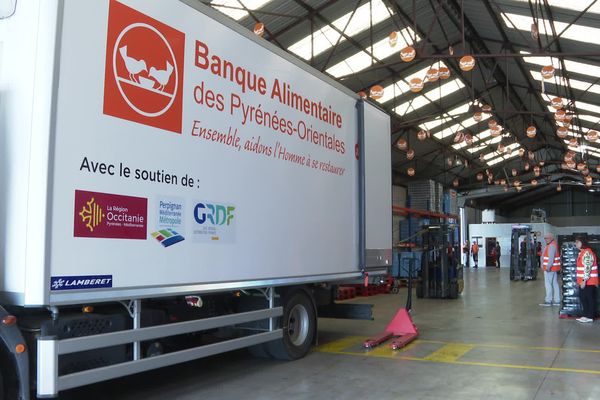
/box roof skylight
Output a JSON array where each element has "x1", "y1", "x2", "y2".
[
  {"x1": 502, "y1": 13, "x2": 600, "y2": 46},
  {"x1": 288, "y1": 0, "x2": 395, "y2": 60},
  {"x1": 210, "y1": 0, "x2": 274, "y2": 21}
]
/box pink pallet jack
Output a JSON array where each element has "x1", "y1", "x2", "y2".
[
  {"x1": 363, "y1": 308, "x2": 418, "y2": 350},
  {"x1": 363, "y1": 264, "x2": 419, "y2": 350}
]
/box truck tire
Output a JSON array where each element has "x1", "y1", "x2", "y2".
[
  {"x1": 0, "y1": 347, "x2": 19, "y2": 400},
  {"x1": 265, "y1": 290, "x2": 316, "y2": 360}
]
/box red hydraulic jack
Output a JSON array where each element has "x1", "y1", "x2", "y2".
[{"x1": 363, "y1": 266, "x2": 419, "y2": 350}]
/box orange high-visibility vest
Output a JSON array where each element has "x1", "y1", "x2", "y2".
[
  {"x1": 576, "y1": 248, "x2": 599, "y2": 286},
  {"x1": 542, "y1": 241, "x2": 561, "y2": 272},
  {"x1": 471, "y1": 243, "x2": 479, "y2": 254}
]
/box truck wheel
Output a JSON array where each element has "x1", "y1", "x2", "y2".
[
  {"x1": 266, "y1": 290, "x2": 315, "y2": 360},
  {"x1": 0, "y1": 348, "x2": 18, "y2": 400}
]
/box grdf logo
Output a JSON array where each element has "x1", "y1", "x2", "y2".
[{"x1": 103, "y1": 0, "x2": 185, "y2": 133}]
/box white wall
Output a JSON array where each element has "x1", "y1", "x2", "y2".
[{"x1": 468, "y1": 222, "x2": 554, "y2": 267}]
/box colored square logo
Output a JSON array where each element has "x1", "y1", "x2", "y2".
[
  {"x1": 103, "y1": 0, "x2": 185, "y2": 133},
  {"x1": 151, "y1": 228, "x2": 185, "y2": 247},
  {"x1": 74, "y1": 190, "x2": 148, "y2": 239}
]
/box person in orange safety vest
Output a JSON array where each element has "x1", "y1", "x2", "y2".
[
  {"x1": 539, "y1": 233, "x2": 561, "y2": 307},
  {"x1": 575, "y1": 237, "x2": 598, "y2": 323},
  {"x1": 471, "y1": 241, "x2": 479, "y2": 269}
]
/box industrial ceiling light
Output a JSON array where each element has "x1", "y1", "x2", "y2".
[
  {"x1": 528, "y1": 151, "x2": 535, "y2": 160},
  {"x1": 488, "y1": 119, "x2": 498, "y2": 129},
  {"x1": 540, "y1": 160, "x2": 545, "y2": 166},
  {"x1": 597, "y1": 165, "x2": 600, "y2": 173},
  {"x1": 524, "y1": 163, "x2": 530, "y2": 171},
  {"x1": 426, "y1": 68, "x2": 439, "y2": 82},
  {"x1": 406, "y1": 148, "x2": 415, "y2": 160},
  {"x1": 551, "y1": 97, "x2": 563, "y2": 110},
  {"x1": 567, "y1": 160, "x2": 576, "y2": 169},
  {"x1": 557, "y1": 182, "x2": 562, "y2": 192},
  {"x1": 555, "y1": 109, "x2": 566, "y2": 121},
  {"x1": 577, "y1": 162, "x2": 586, "y2": 171},
  {"x1": 512, "y1": 168, "x2": 518, "y2": 176},
  {"x1": 370, "y1": 85, "x2": 384, "y2": 100},
  {"x1": 459, "y1": 55, "x2": 476, "y2": 71},
  {"x1": 569, "y1": 137, "x2": 578, "y2": 147},
  {"x1": 400, "y1": 46, "x2": 416, "y2": 62},
  {"x1": 587, "y1": 130, "x2": 598, "y2": 142},
  {"x1": 582, "y1": 168, "x2": 590, "y2": 176},
  {"x1": 498, "y1": 143, "x2": 505, "y2": 153},
  {"x1": 253, "y1": 22, "x2": 265, "y2": 36},
  {"x1": 516, "y1": 186, "x2": 523, "y2": 192},
  {"x1": 482, "y1": 104, "x2": 492, "y2": 113},
  {"x1": 453, "y1": 178, "x2": 459, "y2": 187},
  {"x1": 557, "y1": 126, "x2": 568, "y2": 138},
  {"x1": 531, "y1": 179, "x2": 538, "y2": 186},
  {"x1": 473, "y1": 111, "x2": 483, "y2": 122},
  {"x1": 477, "y1": 172, "x2": 484, "y2": 181},
  {"x1": 357, "y1": 91, "x2": 367, "y2": 99},
  {"x1": 500, "y1": 178, "x2": 506, "y2": 185},
  {"x1": 417, "y1": 129, "x2": 429, "y2": 141},
  {"x1": 438, "y1": 66, "x2": 451, "y2": 79},
  {"x1": 514, "y1": 180, "x2": 521, "y2": 187},
  {"x1": 465, "y1": 133, "x2": 473, "y2": 145},
  {"x1": 389, "y1": 31, "x2": 398, "y2": 47},
  {"x1": 407, "y1": 167, "x2": 416, "y2": 176},
  {"x1": 518, "y1": 148, "x2": 525, "y2": 157},
  {"x1": 541, "y1": 65, "x2": 555, "y2": 80},
  {"x1": 534, "y1": 165, "x2": 541, "y2": 176},
  {"x1": 396, "y1": 138, "x2": 408, "y2": 150},
  {"x1": 491, "y1": 126, "x2": 502, "y2": 137},
  {"x1": 447, "y1": 157, "x2": 454, "y2": 167},
  {"x1": 526, "y1": 126, "x2": 537, "y2": 138},
  {"x1": 409, "y1": 77, "x2": 424, "y2": 93},
  {"x1": 585, "y1": 176, "x2": 593, "y2": 186},
  {"x1": 453, "y1": 132, "x2": 464, "y2": 143}
]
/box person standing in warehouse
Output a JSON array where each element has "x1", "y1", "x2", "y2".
[
  {"x1": 539, "y1": 233, "x2": 561, "y2": 307},
  {"x1": 495, "y1": 241, "x2": 501, "y2": 268},
  {"x1": 471, "y1": 241, "x2": 479, "y2": 269},
  {"x1": 575, "y1": 237, "x2": 598, "y2": 323}
]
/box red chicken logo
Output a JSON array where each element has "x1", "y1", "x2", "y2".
[{"x1": 104, "y1": 1, "x2": 184, "y2": 134}]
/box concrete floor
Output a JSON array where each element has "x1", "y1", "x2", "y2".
[{"x1": 60, "y1": 268, "x2": 600, "y2": 399}]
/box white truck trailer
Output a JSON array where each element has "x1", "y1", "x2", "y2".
[{"x1": 0, "y1": 0, "x2": 391, "y2": 398}]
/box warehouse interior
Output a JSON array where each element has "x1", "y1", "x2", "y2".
[{"x1": 4, "y1": 0, "x2": 600, "y2": 399}]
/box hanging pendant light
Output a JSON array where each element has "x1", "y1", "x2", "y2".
[
  {"x1": 525, "y1": 163, "x2": 530, "y2": 171},
  {"x1": 438, "y1": 67, "x2": 451, "y2": 80},
  {"x1": 453, "y1": 131, "x2": 464, "y2": 143},
  {"x1": 253, "y1": 22, "x2": 265, "y2": 36},
  {"x1": 555, "y1": 109, "x2": 566, "y2": 121},
  {"x1": 400, "y1": 46, "x2": 416, "y2": 62},
  {"x1": 491, "y1": 126, "x2": 502, "y2": 137},
  {"x1": 582, "y1": 168, "x2": 590, "y2": 176},
  {"x1": 482, "y1": 104, "x2": 492, "y2": 113},
  {"x1": 577, "y1": 162, "x2": 586, "y2": 171},
  {"x1": 459, "y1": 55, "x2": 475, "y2": 71},
  {"x1": 388, "y1": 31, "x2": 398, "y2": 47},
  {"x1": 417, "y1": 130, "x2": 428, "y2": 141},
  {"x1": 518, "y1": 148, "x2": 525, "y2": 157},
  {"x1": 534, "y1": 166, "x2": 541, "y2": 177},
  {"x1": 488, "y1": 119, "x2": 498, "y2": 129},
  {"x1": 357, "y1": 91, "x2": 367, "y2": 99},
  {"x1": 526, "y1": 126, "x2": 537, "y2": 138},
  {"x1": 567, "y1": 160, "x2": 576, "y2": 169},
  {"x1": 587, "y1": 130, "x2": 598, "y2": 142},
  {"x1": 396, "y1": 138, "x2": 407, "y2": 150},
  {"x1": 447, "y1": 157, "x2": 454, "y2": 167},
  {"x1": 512, "y1": 168, "x2": 518, "y2": 177},
  {"x1": 514, "y1": 180, "x2": 521, "y2": 187},
  {"x1": 500, "y1": 179, "x2": 507, "y2": 186},
  {"x1": 473, "y1": 111, "x2": 483, "y2": 122},
  {"x1": 516, "y1": 186, "x2": 523, "y2": 192},
  {"x1": 406, "y1": 148, "x2": 415, "y2": 160},
  {"x1": 370, "y1": 85, "x2": 384, "y2": 100},
  {"x1": 453, "y1": 178, "x2": 459, "y2": 187},
  {"x1": 585, "y1": 176, "x2": 593, "y2": 186},
  {"x1": 569, "y1": 137, "x2": 578, "y2": 147},
  {"x1": 409, "y1": 77, "x2": 424, "y2": 93},
  {"x1": 541, "y1": 65, "x2": 555, "y2": 80},
  {"x1": 498, "y1": 143, "x2": 505, "y2": 153},
  {"x1": 477, "y1": 172, "x2": 484, "y2": 181},
  {"x1": 531, "y1": 179, "x2": 538, "y2": 186},
  {"x1": 465, "y1": 133, "x2": 473, "y2": 145},
  {"x1": 557, "y1": 126, "x2": 568, "y2": 138},
  {"x1": 551, "y1": 97, "x2": 563, "y2": 110},
  {"x1": 528, "y1": 151, "x2": 535, "y2": 160},
  {"x1": 426, "y1": 68, "x2": 439, "y2": 82},
  {"x1": 596, "y1": 165, "x2": 600, "y2": 173},
  {"x1": 557, "y1": 183, "x2": 562, "y2": 192},
  {"x1": 407, "y1": 167, "x2": 415, "y2": 176},
  {"x1": 540, "y1": 160, "x2": 545, "y2": 166}
]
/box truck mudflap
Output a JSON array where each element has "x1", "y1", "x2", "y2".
[{"x1": 0, "y1": 306, "x2": 30, "y2": 400}]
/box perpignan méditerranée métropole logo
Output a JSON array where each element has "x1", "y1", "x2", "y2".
[
  {"x1": 151, "y1": 228, "x2": 185, "y2": 247},
  {"x1": 103, "y1": 0, "x2": 185, "y2": 133},
  {"x1": 74, "y1": 190, "x2": 148, "y2": 239}
]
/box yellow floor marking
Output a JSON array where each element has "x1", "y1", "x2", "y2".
[
  {"x1": 416, "y1": 339, "x2": 600, "y2": 354},
  {"x1": 317, "y1": 336, "x2": 364, "y2": 353},
  {"x1": 364, "y1": 344, "x2": 400, "y2": 358},
  {"x1": 423, "y1": 343, "x2": 474, "y2": 362}
]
